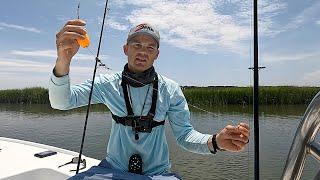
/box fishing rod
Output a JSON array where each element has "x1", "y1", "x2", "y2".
[
  {"x1": 75, "y1": 0, "x2": 110, "y2": 174},
  {"x1": 253, "y1": 0, "x2": 260, "y2": 179}
]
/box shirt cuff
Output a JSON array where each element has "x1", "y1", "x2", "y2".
[
  {"x1": 207, "y1": 135, "x2": 214, "y2": 152},
  {"x1": 202, "y1": 134, "x2": 214, "y2": 154},
  {"x1": 50, "y1": 68, "x2": 69, "y2": 86}
]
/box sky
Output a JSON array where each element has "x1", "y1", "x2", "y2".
[{"x1": 0, "y1": 0, "x2": 319, "y2": 89}]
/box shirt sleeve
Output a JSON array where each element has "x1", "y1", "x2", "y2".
[
  {"x1": 167, "y1": 85, "x2": 212, "y2": 154},
  {"x1": 49, "y1": 69, "x2": 105, "y2": 110}
]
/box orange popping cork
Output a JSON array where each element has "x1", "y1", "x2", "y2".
[{"x1": 77, "y1": 33, "x2": 90, "y2": 48}]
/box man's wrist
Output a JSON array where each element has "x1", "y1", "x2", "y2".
[
  {"x1": 54, "y1": 58, "x2": 71, "y2": 77},
  {"x1": 208, "y1": 134, "x2": 224, "y2": 154},
  {"x1": 53, "y1": 67, "x2": 68, "y2": 77}
]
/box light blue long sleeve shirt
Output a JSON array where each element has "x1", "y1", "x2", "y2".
[{"x1": 49, "y1": 71, "x2": 212, "y2": 175}]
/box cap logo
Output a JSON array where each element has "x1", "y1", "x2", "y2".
[{"x1": 135, "y1": 23, "x2": 155, "y2": 33}]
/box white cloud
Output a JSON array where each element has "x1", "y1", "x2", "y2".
[
  {"x1": 107, "y1": 18, "x2": 128, "y2": 31},
  {"x1": 0, "y1": 57, "x2": 92, "y2": 74},
  {"x1": 0, "y1": 58, "x2": 47, "y2": 69},
  {"x1": 9, "y1": 49, "x2": 109, "y2": 61},
  {"x1": 223, "y1": 0, "x2": 288, "y2": 37},
  {"x1": 262, "y1": 51, "x2": 320, "y2": 63},
  {"x1": 109, "y1": 0, "x2": 290, "y2": 54},
  {"x1": 281, "y1": 1, "x2": 320, "y2": 34},
  {"x1": 257, "y1": 1, "x2": 287, "y2": 36},
  {"x1": 0, "y1": 22, "x2": 41, "y2": 33},
  {"x1": 109, "y1": 0, "x2": 320, "y2": 54},
  {"x1": 0, "y1": 72, "x2": 19, "y2": 76},
  {"x1": 247, "y1": 1, "x2": 320, "y2": 37},
  {"x1": 235, "y1": 1, "x2": 320, "y2": 37},
  {"x1": 11, "y1": 50, "x2": 57, "y2": 58},
  {"x1": 303, "y1": 70, "x2": 320, "y2": 85},
  {"x1": 56, "y1": 15, "x2": 70, "y2": 22},
  {"x1": 316, "y1": 20, "x2": 320, "y2": 25},
  {"x1": 0, "y1": 56, "x2": 114, "y2": 89},
  {"x1": 116, "y1": 0, "x2": 252, "y2": 53}
]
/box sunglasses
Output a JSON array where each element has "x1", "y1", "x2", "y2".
[{"x1": 58, "y1": 157, "x2": 87, "y2": 172}]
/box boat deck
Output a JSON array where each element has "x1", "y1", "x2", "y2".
[{"x1": 0, "y1": 137, "x2": 100, "y2": 180}]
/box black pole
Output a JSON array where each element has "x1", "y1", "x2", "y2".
[
  {"x1": 75, "y1": 0, "x2": 110, "y2": 174},
  {"x1": 253, "y1": 0, "x2": 260, "y2": 180}
]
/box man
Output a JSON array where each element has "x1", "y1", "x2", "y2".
[{"x1": 50, "y1": 19, "x2": 250, "y2": 180}]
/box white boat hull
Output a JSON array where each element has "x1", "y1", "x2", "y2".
[{"x1": 0, "y1": 137, "x2": 100, "y2": 180}]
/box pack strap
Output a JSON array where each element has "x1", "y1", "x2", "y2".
[
  {"x1": 119, "y1": 73, "x2": 160, "y2": 139},
  {"x1": 111, "y1": 114, "x2": 165, "y2": 133},
  {"x1": 121, "y1": 83, "x2": 134, "y2": 116},
  {"x1": 121, "y1": 74, "x2": 158, "y2": 117},
  {"x1": 149, "y1": 74, "x2": 158, "y2": 116}
]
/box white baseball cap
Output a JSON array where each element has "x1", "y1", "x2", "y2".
[{"x1": 127, "y1": 23, "x2": 160, "y2": 47}]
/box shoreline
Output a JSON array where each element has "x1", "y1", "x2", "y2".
[{"x1": 0, "y1": 86, "x2": 319, "y2": 105}]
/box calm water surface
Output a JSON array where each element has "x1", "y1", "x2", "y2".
[{"x1": 0, "y1": 104, "x2": 319, "y2": 180}]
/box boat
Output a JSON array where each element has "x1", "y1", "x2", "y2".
[
  {"x1": 281, "y1": 91, "x2": 320, "y2": 180},
  {"x1": 1, "y1": 0, "x2": 319, "y2": 179},
  {"x1": 0, "y1": 137, "x2": 99, "y2": 179}
]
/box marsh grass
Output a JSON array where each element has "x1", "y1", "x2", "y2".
[
  {"x1": 183, "y1": 86, "x2": 320, "y2": 107},
  {"x1": 0, "y1": 86, "x2": 319, "y2": 106}
]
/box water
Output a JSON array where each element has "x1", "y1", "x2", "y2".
[{"x1": 0, "y1": 104, "x2": 319, "y2": 180}]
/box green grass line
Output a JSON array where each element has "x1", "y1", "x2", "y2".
[
  {"x1": 183, "y1": 86, "x2": 320, "y2": 106},
  {"x1": 0, "y1": 87, "x2": 49, "y2": 104},
  {"x1": 0, "y1": 86, "x2": 319, "y2": 106}
]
